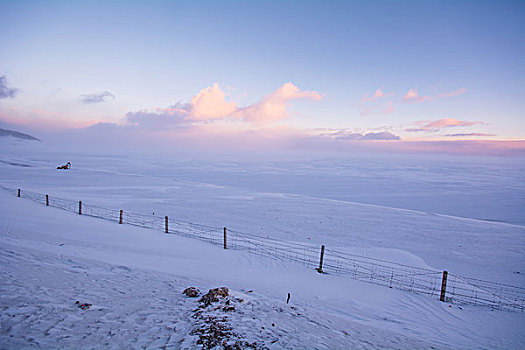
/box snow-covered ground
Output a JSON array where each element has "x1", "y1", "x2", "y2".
[{"x1": 1, "y1": 139, "x2": 525, "y2": 349}]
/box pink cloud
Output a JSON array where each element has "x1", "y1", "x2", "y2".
[
  {"x1": 124, "y1": 83, "x2": 322, "y2": 129},
  {"x1": 402, "y1": 88, "x2": 467, "y2": 103},
  {"x1": 233, "y1": 82, "x2": 322, "y2": 124},
  {"x1": 153, "y1": 83, "x2": 237, "y2": 121},
  {"x1": 402, "y1": 89, "x2": 419, "y2": 102},
  {"x1": 187, "y1": 83, "x2": 237, "y2": 121},
  {"x1": 361, "y1": 89, "x2": 394, "y2": 103},
  {"x1": 359, "y1": 89, "x2": 395, "y2": 116},
  {"x1": 406, "y1": 118, "x2": 484, "y2": 133}
]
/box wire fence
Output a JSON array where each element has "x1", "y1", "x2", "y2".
[{"x1": 2, "y1": 185, "x2": 524, "y2": 312}]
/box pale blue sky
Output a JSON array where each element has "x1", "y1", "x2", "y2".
[{"x1": 1, "y1": 0, "x2": 524, "y2": 143}]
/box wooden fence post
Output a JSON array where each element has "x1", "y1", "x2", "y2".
[
  {"x1": 46, "y1": 195, "x2": 49, "y2": 206},
  {"x1": 316, "y1": 245, "x2": 325, "y2": 273},
  {"x1": 440, "y1": 270, "x2": 448, "y2": 302},
  {"x1": 119, "y1": 210, "x2": 123, "y2": 224},
  {"x1": 17, "y1": 189, "x2": 20, "y2": 197},
  {"x1": 223, "y1": 227, "x2": 227, "y2": 249},
  {"x1": 79, "y1": 201, "x2": 82, "y2": 215},
  {"x1": 165, "y1": 216, "x2": 168, "y2": 233}
]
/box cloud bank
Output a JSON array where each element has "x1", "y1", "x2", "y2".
[
  {"x1": 125, "y1": 109, "x2": 188, "y2": 130},
  {"x1": 444, "y1": 133, "x2": 496, "y2": 137},
  {"x1": 324, "y1": 130, "x2": 401, "y2": 141},
  {"x1": 2, "y1": 81, "x2": 519, "y2": 156}
]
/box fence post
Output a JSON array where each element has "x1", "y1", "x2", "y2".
[
  {"x1": 316, "y1": 245, "x2": 325, "y2": 273},
  {"x1": 79, "y1": 201, "x2": 82, "y2": 215},
  {"x1": 119, "y1": 210, "x2": 123, "y2": 224},
  {"x1": 17, "y1": 189, "x2": 20, "y2": 197},
  {"x1": 165, "y1": 216, "x2": 168, "y2": 233},
  {"x1": 223, "y1": 227, "x2": 227, "y2": 249},
  {"x1": 440, "y1": 270, "x2": 448, "y2": 302},
  {"x1": 46, "y1": 194, "x2": 49, "y2": 206}
]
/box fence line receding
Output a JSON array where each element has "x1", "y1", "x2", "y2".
[{"x1": 2, "y1": 185, "x2": 524, "y2": 312}]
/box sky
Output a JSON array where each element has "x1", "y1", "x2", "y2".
[{"x1": 0, "y1": 0, "x2": 524, "y2": 155}]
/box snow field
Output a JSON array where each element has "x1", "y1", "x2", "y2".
[
  {"x1": 1, "y1": 190, "x2": 524, "y2": 349},
  {"x1": 1, "y1": 147, "x2": 524, "y2": 285},
  {"x1": 1, "y1": 143, "x2": 525, "y2": 348}
]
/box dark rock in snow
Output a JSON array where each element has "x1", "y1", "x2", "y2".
[
  {"x1": 199, "y1": 287, "x2": 229, "y2": 306},
  {"x1": 183, "y1": 287, "x2": 200, "y2": 297}
]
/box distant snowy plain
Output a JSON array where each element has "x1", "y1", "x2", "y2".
[{"x1": 1, "y1": 139, "x2": 524, "y2": 349}]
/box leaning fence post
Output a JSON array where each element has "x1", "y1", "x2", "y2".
[
  {"x1": 46, "y1": 194, "x2": 49, "y2": 206},
  {"x1": 223, "y1": 227, "x2": 227, "y2": 249},
  {"x1": 17, "y1": 189, "x2": 20, "y2": 197},
  {"x1": 440, "y1": 270, "x2": 448, "y2": 302},
  {"x1": 119, "y1": 210, "x2": 123, "y2": 224},
  {"x1": 165, "y1": 216, "x2": 168, "y2": 233},
  {"x1": 79, "y1": 201, "x2": 82, "y2": 215},
  {"x1": 316, "y1": 245, "x2": 325, "y2": 273}
]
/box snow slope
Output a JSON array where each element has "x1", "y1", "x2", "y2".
[
  {"x1": 1, "y1": 192, "x2": 524, "y2": 349},
  {"x1": 1, "y1": 141, "x2": 525, "y2": 348}
]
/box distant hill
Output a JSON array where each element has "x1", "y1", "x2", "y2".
[{"x1": 0, "y1": 128, "x2": 40, "y2": 141}]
